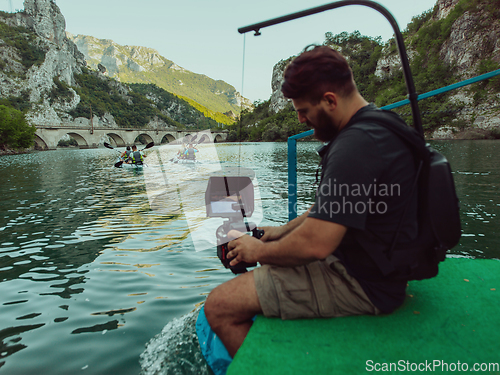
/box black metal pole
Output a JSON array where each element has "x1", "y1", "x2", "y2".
[{"x1": 238, "y1": 0, "x2": 424, "y2": 136}]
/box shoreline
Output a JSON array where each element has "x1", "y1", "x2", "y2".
[
  {"x1": 0, "y1": 148, "x2": 33, "y2": 156},
  {"x1": 1, "y1": 131, "x2": 499, "y2": 157},
  {"x1": 427, "y1": 127, "x2": 500, "y2": 141}
]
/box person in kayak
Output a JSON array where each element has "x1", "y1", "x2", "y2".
[
  {"x1": 184, "y1": 144, "x2": 198, "y2": 160},
  {"x1": 177, "y1": 143, "x2": 187, "y2": 159},
  {"x1": 120, "y1": 146, "x2": 131, "y2": 162},
  {"x1": 127, "y1": 145, "x2": 145, "y2": 165},
  {"x1": 204, "y1": 45, "x2": 419, "y2": 357}
]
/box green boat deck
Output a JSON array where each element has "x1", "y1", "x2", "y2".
[{"x1": 228, "y1": 258, "x2": 500, "y2": 374}]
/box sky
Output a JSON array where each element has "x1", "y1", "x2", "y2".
[{"x1": 2, "y1": 0, "x2": 438, "y2": 103}]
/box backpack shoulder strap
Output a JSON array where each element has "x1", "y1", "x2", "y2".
[{"x1": 352, "y1": 108, "x2": 430, "y2": 163}]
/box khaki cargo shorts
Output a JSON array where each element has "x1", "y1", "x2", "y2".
[{"x1": 253, "y1": 255, "x2": 380, "y2": 320}]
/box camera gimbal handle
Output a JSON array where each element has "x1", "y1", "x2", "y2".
[{"x1": 216, "y1": 221, "x2": 264, "y2": 274}]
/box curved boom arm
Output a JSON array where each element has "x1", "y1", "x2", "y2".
[{"x1": 238, "y1": 0, "x2": 423, "y2": 136}]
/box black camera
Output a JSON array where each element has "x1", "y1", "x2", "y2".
[{"x1": 205, "y1": 175, "x2": 264, "y2": 274}]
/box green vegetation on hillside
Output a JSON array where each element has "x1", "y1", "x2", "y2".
[
  {"x1": 0, "y1": 105, "x2": 35, "y2": 150},
  {"x1": 473, "y1": 58, "x2": 500, "y2": 105},
  {"x1": 325, "y1": 31, "x2": 384, "y2": 102},
  {"x1": 129, "y1": 83, "x2": 231, "y2": 129},
  {"x1": 0, "y1": 19, "x2": 46, "y2": 75},
  {"x1": 0, "y1": 92, "x2": 32, "y2": 113},
  {"x1": 177, "y1": 95, "x2": 235, "y2": 126},
  {"x1": 69, "y1": 68, "x2": 184, "y2": 129},
  {"x1": 116, "y1": 66, "x2": 243, "y2": 118},
  {"x1": 67, "y1": 35, "x2": 245, "y2": 122},
  {"x1": 227, "y1": 100, "x2": 309, "y2": 142},
  {"x1": 236, "y1": 0, "x2": 500, "y2": 141},
  {"x1": 49, "y1": 77, "x2": 73, "y2": 103}
]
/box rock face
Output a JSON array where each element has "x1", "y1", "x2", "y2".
[
  {"x1": 269, "y1": 58, "x2": 293, "y2": 114},
  {"x1": 432, "y1": 1, "x2": 500, "y2": 137},
  {"x1": 16, "y1": 0, "x2": 85, "y2": 87},
  {"x1": 0, "y1": 0, "x2": 86, "y2": 126},
  {"x1": 268, "y1": 0, "x2": 500, "y2": 138},
  {"x1": 24, "y1": 0, "x2": 65, "y2": 45},
  {"x1": 434, "y1": 0, "x2": 461, "y2": 21},
  {"x1": 439, "y1": 8, "x2": 500, "y2": 76}
]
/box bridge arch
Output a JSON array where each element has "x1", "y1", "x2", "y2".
[
  {"x1": 161, "y1": 133, "x2": 176, "y2": 144},
  {"x1": 106, "y1": 133, "x2": 126, "y2": 147},
  {"x1": 34, "y1": 126, "x2": 227, "y2": 149},
  {"x1": 134, "y1": 133, "x2": 154, "y2": 145},
  {"x1": 34, "y1": 134, "x2": 48, "y2": 150},
  {"x1": 66, "y1": 132, "x2": 89, "y2": 148}
]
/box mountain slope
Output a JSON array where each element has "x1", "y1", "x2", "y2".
[{"x1": 67, "y1": 34, "x2": 252, "y2": 118}]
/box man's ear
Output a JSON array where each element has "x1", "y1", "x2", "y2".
[{"x1": 323, "y1": 92, "x2": 338, "y2": 109}]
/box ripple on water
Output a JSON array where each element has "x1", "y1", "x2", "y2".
[{"x1": 0, "y1": 143, "x2": 498, "y2": 374}]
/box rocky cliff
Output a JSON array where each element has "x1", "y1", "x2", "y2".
[
  {"x1": 433, "y1": 0, "x2": 500, "y2": 138},
  {"x1": 268, "y1": 0, "x2": 500, "y2": 139},
  {"x1": 0, "y1": 0, "x2": 249, "y2": 132},
  {"x1": 0, "y1": 0, "x2": 86, "y2": 125},
  {"x1": 0, "y1": 0, "x2": 127, "y2": 129}
]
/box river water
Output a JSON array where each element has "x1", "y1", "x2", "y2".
[{"x1": 0, "y1": 140, "x2": 499, "y2": 374}]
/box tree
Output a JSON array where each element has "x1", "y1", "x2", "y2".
[{"x1": 0, "y1": 105, "x2": 36, "y2": 149}]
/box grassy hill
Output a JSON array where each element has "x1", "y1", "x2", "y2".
[{"x1": 67, "y1": 34, "x2": 251, "y2": 125}]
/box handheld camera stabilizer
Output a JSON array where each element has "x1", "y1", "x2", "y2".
[
  {"x1": 205, "y1": 175, "x2": 263, "y2": 274},
  {"x1": 216, "y1": 220, "x2": 264, "y2": 274}
]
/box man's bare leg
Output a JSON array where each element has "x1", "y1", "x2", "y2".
[{"x1": 204, "y1": 270, "x2": 262, "y2": 357}]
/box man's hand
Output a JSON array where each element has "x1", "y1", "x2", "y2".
[
  {"x1": 227, "y1": 230, "x2": 263, "y2": 267},
  {"x1": 258, "y1": 226, "x2": 285, "y2": 242},
  {"x1": 258, "y1": 208, "x2": 312, "y2": 243}
]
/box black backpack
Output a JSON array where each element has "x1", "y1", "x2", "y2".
[{"x1": 353, "y1": 109, "x2": 462, "y2": 281}]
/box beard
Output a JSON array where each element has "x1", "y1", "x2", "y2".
[{"x1": 309, "y1": 107, "x2": 340, "y2": 142}]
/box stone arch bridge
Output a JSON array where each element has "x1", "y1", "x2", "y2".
[{"x1": 34, "y1": 125, "x2": 228, "y2": 150}]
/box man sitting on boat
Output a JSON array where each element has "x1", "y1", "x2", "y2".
[{"x1": 204, "y1": 45, "x2": 419, "y2": 357}]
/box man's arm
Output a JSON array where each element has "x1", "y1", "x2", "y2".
[{"x1": 228, "y1": 217, "x2": 346, "y2": 268}]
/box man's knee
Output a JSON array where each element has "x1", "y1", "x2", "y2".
[
  {"x1": 204, "y1": 272, "x2": 261, "y2": 326},
  {"x1": 205, "y1": 284, "x2": 224, "y2": 321},
  {"x1": 205, "y1": 282, "x2": 238, "y2": 335}
]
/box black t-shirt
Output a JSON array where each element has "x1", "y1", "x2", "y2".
[{"x1": 308, "y1": 104, "x2": 418, "y2": 313}]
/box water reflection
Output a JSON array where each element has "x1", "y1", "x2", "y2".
[
  {"x1": 431, "y1": 140, "x2": 500, "y2": 259},
  {"x1": 0, "y1": 141, "x2": 499, "y2": 374}
]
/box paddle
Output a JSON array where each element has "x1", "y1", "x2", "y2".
[
  {"x1": 114, "y1": 142, "x2": 155, "y2": 168},
  {"x1": 189, "y1": 134, "x2": 198, "y2": 144},
  {"x1": 104, "y1": 142, "x2": 121, "y2": 152},
  {"x1": 196, "y1": 134, "x2": 208, "y2": 145}
]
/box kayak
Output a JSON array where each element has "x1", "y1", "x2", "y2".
[
  {"x1": 120, "y1": 163, "x2": 144, "y2": 169},
  {"x1": 171, "y1": 157, "x2": 197, "y2": 164},
  {"x1": 104, "y1": 142, "x2": 154, "y2": 169},
  {"x1": 114, "y1": 158, "x2": 144, "y2": 169}
]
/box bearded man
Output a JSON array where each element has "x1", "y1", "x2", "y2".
[{"x1": 204, "y1": 45, "x2": 418, "y2": 357}]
